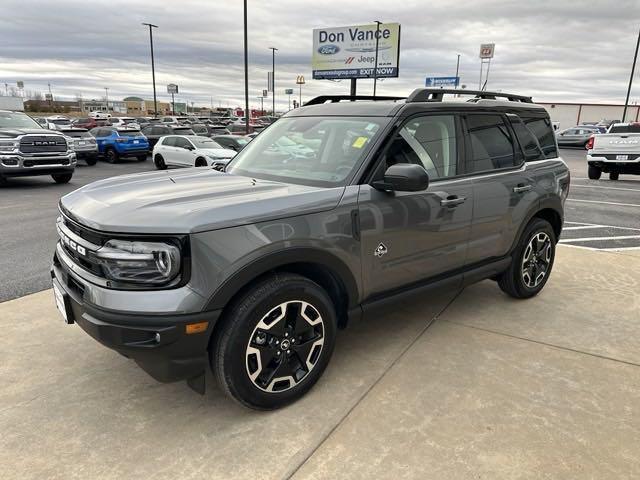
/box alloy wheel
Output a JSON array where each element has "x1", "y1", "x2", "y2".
[
  {"x1": 521, "y1": 232, "x2": 552, "y2": 288},
  {"x1": 245, "y1": 300, "x2": 324, "y2": 393}
]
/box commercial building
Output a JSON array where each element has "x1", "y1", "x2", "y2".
[{"x1": 539, "y1": 102, "x2": 640, "y2": 129}]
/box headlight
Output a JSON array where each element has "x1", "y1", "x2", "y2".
[
  {"x1": 95, "y1": 239, "x2": 181, "y2": 285},
  {"x1": 0, "y1": 140, "x2": 19, "y2": 152}
]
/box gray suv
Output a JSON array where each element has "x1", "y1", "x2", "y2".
[{"x1": 51, "y1": 89, "x2": 569, "y2": 409}]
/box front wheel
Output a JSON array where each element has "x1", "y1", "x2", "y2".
[
  {"x1": 211, "y1": 273, "x2": 337, "y2": 410},
  {"x1": 85, "y1": 156, "x2": 97, "y2": 166},
  {"x1": 51, "y1": 172, "x2": 73, "y2": 184},
  {"x1": 195, "y1": 157, "x2": 207, "y2": 167},
  {"x1": 609, "y1": 171, "x2": 619, "y2": 181},
  {"x1": 154, "y1": 154, "x2": 167, "y2": 170},
  {"x1": 105, "y1": 148, "x2": 119, "y2": 164},
  {"x1": 588, "y1": 165, "x2": 602, "y2": 180},
  {"x1": 497, "y1": 218, "x2": 556, "y2": 299}
]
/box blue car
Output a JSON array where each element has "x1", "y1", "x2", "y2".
[{"x1": 89, "y1": 126, "x2": 149, "y2": 163}]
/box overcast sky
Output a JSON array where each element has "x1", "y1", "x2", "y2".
[{"x1": 1, "y1": 0, "x2": 639, "y2": 110}]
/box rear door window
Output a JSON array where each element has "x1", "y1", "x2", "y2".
[
  {"x1": 465, "y1": 114, "x2": 516, "y2": 172},
  {"x1": 508, "y1": 115, "x2": 545, "y2": 161},
  {"x1": 521, "y1": 117, "x2": 558, "y2": 158},
  {"x1": 162, "y1": 136, "x2": 176, "y2": 147}
]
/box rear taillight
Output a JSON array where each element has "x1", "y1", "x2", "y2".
[{"x1": 585, "y1": 135, "x2": 595, "y2": 150}]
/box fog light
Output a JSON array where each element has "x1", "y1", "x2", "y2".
[
  {"x1": 155, "y1": 333, "x2": 161, "y2": 343},
  {"x1": 185, "y1": 321, "x2": 209, "y2": 335},
  {"x1": 1, "y1": 158, "x2": 18, "y2": 166}
]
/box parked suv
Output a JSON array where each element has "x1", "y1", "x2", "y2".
[
  {"x1": 0, "y1": 110, "x2": 75, "y2": 183},
  {"x1": 60, "y1": 128, "x2": 98, "y2": 165},
  {"x1": 51, "y1": 89, "x2": 569, "y2": 409},
  {"x1": 90, "y1": 126, "x2": 149, "y2": 163}
]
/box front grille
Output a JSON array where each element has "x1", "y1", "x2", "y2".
[
  {"x1": 24, "y1": 158, "x2": 70, "y2": 167},
  {"x1": 20, "y1": 135, "x2": 67, "y2": 154},
  {"x1": 62, "y1": 215, "x2": 106, "y2": 246},
  {"x1": 57, "y1": 214, "x2": 107, "y2": 279}
]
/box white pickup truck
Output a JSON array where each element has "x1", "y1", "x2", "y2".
[{"x1": 587, "y1": 122, "x2": 640, "y2": 180}]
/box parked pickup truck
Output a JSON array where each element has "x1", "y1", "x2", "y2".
[
  {"x1": 0, "y1": 110, "x2": 75, "y2": 183},
  {"x1": 587, "y1": 122, "x2": 640, "y2": 180}
]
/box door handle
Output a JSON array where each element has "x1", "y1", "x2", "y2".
[
  {"x1": 440, "y1": 195, "x2": 466, "y2": 207},
  {"x1": 513, "y1": 184, "x2": 532, "y2": 193}
]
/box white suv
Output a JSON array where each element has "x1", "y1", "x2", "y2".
[{"x1": 152, "y1": 135, "x2": 236, "y2": 170}]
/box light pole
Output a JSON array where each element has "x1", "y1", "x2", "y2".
[
  {"x1": 623, "y1": 28, "x2": 640, "y2": 122},
  {"x1": 142, "y1": 23, "x2": 158, "y2": 116},
  {"x1": 243, "y1": 1, "x2": 249, "y2": 134},
  {"x1": 455, "y1": 54, "x2": 460, "y2": 89},
  {"x1": 269, "y1": 47, "x2": 278, "y2": 115},
  {"x1": 372, "y1": 21, "x2": 382, "y2": 97},
  {"x1": 257, "y1": 95, "x2": 264, "y2": 114},
  {"x1": 104, "y1": 87, "x2": 109, "y2": 112}
]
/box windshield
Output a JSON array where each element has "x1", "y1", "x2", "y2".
[
  {"x1": 0, "y1": 112, "x2": 41, "y2": 129},
  {"x1": 191, "y1": 137, "x2": 223, "y2": 149},
  {"x1": 62, "y1": 130, "x2": 92, "y2": 138},
  {"x1": 50, "y1": 119, "x2": 71, "y2": 125},
  {"x1": 117, "y1": 129, "x2": 142, "y2": 137},
  {"x1": 226, "y1": 116, "x2": 390, "y2": 187}
]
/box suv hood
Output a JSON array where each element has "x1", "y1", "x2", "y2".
[
  {"x1": 60, "y1": 169, "x2": 344, "y2": 234},
  {"x1": 0, "y1": 128, "x2": 63, "y2": 138}
]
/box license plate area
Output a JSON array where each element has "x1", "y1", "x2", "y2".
[
  {"x1": 616, "y1": 154, "x2": 629, "y2": 161},
  {"x1": 53, "y1": 280, "x2": 74, "y2": 324}
]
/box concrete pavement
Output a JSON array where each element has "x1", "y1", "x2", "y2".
[{"x1": 1, "y1": 245, "x2": 640, "y2": 479}]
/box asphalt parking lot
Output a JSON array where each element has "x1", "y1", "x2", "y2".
[
  {"x1": 1, "y1": 148, "x2": 638, "y2": 302},
  {"x1": 1, "y1": 148, "x2": 640, "y2": 479}
]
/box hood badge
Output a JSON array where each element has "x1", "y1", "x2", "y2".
[{"x1": 374, "y1": 243, "x2": 388, "y2": 258}]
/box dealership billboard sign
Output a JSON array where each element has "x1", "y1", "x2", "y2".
[
  {"x1": 425, "y1": 76, "x2": 459, "y2": 87},
  {"x1": 312, "y1": 23, "x2": 401, "y2": 80},
  {"x1": 479, "y1": 43, "x2": 495, "y2": 59}
]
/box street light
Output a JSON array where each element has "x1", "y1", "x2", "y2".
[
  {"x1": 142, "y1": 23, "x2": 158, "y2": 116},
  {"x1": 104, "y1": 87, "x2": 109, "y2": 112},
  {"x1": 455, "y1": 54, "x2": 461, "y2": 89},
  {"x1": 623, "y1": 28, "x2": 640, "y2": 122},
  {"x1": 372, "y1": 21, "x2": 382, "y2": 97},
  {"x1": 243, "y1": 0, "x2": 249, "y2": 134},
  {"x1": 269, "y1": 47, "x2": 278, "y2": 115}
]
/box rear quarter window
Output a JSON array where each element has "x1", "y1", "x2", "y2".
[{"x1": 521, "y1": 116, "x2": 558, "y2": 158}]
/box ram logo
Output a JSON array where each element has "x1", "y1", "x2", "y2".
[{"x1": 318, "y1": 44, "x2": 340, "y2": 55}]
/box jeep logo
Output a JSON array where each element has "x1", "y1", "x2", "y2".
[{"x1": 317, "y1": 44, "x2": 340, "y2": 55}]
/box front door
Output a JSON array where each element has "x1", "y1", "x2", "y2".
[{"x1": 358, "y1": 113, "x2": 473, "y2": 299}]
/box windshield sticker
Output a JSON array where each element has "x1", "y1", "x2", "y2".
[{"x1": 352, "y1": 136, "x2": 368, "y2": 148}]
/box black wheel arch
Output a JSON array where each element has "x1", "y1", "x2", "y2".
[
  {"x1": 204, "y1": 248, "x2": 360, "y2": 328},
  {"x1": 510, "y1": 197, "x2": 563, "y2": 254}
]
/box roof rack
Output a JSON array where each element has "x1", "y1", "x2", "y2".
[
  {"x1": 304, "y1": 95, "x2": 405, "y2": 106},
  {"x1": 406, "y1": 88, "x2": 533, "y2": 104}
]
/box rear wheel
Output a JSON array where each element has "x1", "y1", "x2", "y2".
[
  {"x1": 105, "y1": 148, "x2": 119, "y2": 164},
  {"x1": 51, "y1": 172, "x2": 73, "y2": 184},
  {"x1": 588, "y1": 165, "x2": 602, "y2": 180},
  {"x1": 195, "y1": 157, "x2": 207, "y2": 167},
  {"x1": 609, "y1": 171, "x2": 619, "y2": 181},
  {"x1": 137, "y1": 154, "x2": 147, "y2": 162},
  {"x1": 85, "y1": 156, "x2": 97, "y2": 166},
  {"x1": 154, "y1": 154, "x2": 167, "y2": 170},
  {"x1": 212, "y1": 273, "x2": 337, "y2": 410},
  {"x1": 497, "y1": 218, "x2": 556, "y2": 299}
]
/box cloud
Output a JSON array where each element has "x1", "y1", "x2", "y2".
[{"x1": 0, "y1": 0, "x2": 639, "y2": 109}]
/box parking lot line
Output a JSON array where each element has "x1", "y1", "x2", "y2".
[
  {"x1": 560, "y1": 235, "x2": 640, "y2": 243},
  {"x1": 567, "y1": 199, "x2": 640, "y2": 208},
  {"x1": 563, "y1": 225, "x2": 608, "y2": 231},
  {"x1": 564, "y1": 221, "x2": 640, "y2": 231},
  {"x1": 570, "y1": 184, "x2": 640, "y2": 193}
]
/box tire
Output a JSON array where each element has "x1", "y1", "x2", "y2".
[
  {"x1": 609, "y1": 171, "x2": 619, "y2": 181},
  {"x1": 195, "y1": 157, "x2": 207, "y2": 167},
  {"x1": 105, "y1": 148, "x2": 119, "y2": 164},
  {"x1": 211, "y1": 273, "x2": 337, "y2": 410},
  {"x1": 497, "y1": 218, "x2": 556, "y2": 299},
  {"x1": 154, "y1": 154, "x2": 167, "y2": 170},
  {"x1": 137, "y1": 154, "x2": 148, "y2": 162},
  {"x1": 85, "y1": 156, "x2": 97, "y2": 166},
  {"x1": 51, "y1": 172, "x2": 73, "y2": 184},
  {"x1": 588, "y1": 165, "x2": 601, "y2": 180}
]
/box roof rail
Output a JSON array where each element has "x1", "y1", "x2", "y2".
[
  {"x1": 406, "y1": 88, "x2": 533, "y2": 104},
  {"x1": 304, "y1": 95, "x2": 405, "y2": 106}
]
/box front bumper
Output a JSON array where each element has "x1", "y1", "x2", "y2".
[
  {"x1": 51, "y1": 247, "x2": 221, "y2": 384},
  {"x1": 0, "y1": 152, "x2": 76, "y2": 176}
]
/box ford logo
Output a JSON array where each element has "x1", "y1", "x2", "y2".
[{"x1": 318, "y1": 45, "x2": 340, "y2": 55}]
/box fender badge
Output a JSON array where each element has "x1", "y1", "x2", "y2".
[{"x1": 374, "y1": 243, "x2": 388, "y2": 258}]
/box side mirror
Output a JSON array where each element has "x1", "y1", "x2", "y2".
[{"x1": 373, "y1": 163, "x2": 429, "y2": 192}]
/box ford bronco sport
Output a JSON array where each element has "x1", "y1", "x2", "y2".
[{"x1": 51, "y1": 89, "x2": 569, "y2": 409}]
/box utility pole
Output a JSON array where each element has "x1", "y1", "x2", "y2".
[
  {"x1": 104, "y1": 87, "x2": 109, "y2": 112},
  {"x1": 142, "y1": 23, "x2": 159, "y2": 115},
  {"x1": 455, "y1": 54, "x2": 460, "y2": 89},
  {"x1": 372, "y1": 21, "x2": 382, "y2": 97},
  {"x1": 269, "y1": 47, "x2": 278, "y2": 115},
  {"x1": 623, "y1": 27, "x2": 640, "y2": 123},
  {"x1": 257, "y1": 95, "x2": 264, "y2": 114},
  {"x1": 243, "y1": 0, "x2": 250, "y2": 134}
]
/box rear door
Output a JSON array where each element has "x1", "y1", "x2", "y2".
[
  {"x1": 358, "y1": 113, "x2": 473, "y2": 298},
  {"x1": 463, "y1": 113, "x2": 539, "y2": 265},
  {"x1": 172, "y1": 137, "x2": 194, "y2": 166}
]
